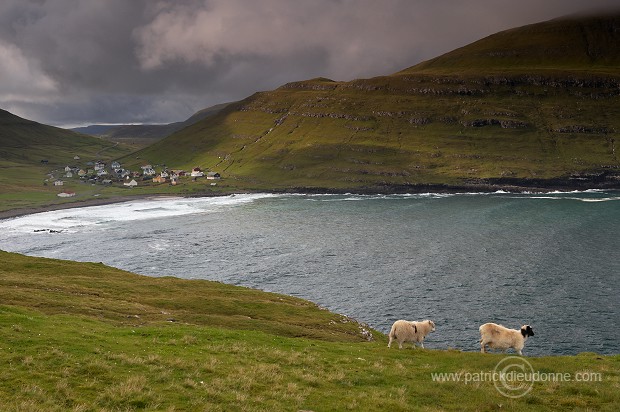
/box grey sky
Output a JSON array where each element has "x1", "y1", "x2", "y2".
[{"x1": 1, "y1": 0, "x2": 618, "y2": 127}]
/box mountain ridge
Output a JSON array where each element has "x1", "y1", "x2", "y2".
[
  {"x1": 125, "y1": 12, "x2": 620, "y2": 191},
  {"x1": 404, "y1": 12, "x2": 620, "y2": 74}
]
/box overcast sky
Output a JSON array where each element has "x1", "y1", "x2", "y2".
[{"x1": 1, "y1": 0, "x2": 618, "y2": 127}]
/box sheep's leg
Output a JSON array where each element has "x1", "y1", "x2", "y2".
[
  {"x1": 398, "y1": 341, "x2": 403, "y2": 349},
  {"x1": 480, "y1": 341, "x2": 487, "y2": 353},
  {"x1": 419, "y1": 342, "x2": 425, "y2": 349},
  {"x1": 387, "y1": 336, "x2": 393, "y2": 348},
  {"x1": 516, "y1": 349, "x2": 523, "y2": 356}
]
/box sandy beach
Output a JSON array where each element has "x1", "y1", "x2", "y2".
[{"x1": 0, "y1": 194, "x2": 183, "y2": 220}]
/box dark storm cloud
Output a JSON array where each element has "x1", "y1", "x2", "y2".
[{"x1": 0, "y1": 0, "x2": 618, "y2": 126}]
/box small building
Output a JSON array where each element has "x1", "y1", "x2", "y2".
[
  {"x1": 206, "y1": 172, "x2": 221, "y2": 180},
  {"x1": 78, "y1": 169, "x2": 87, "y2": 177},
  {"x1": 153, "y1": 176, "x2": 167, "y2": 183},
  {"x1": 124, "y1": 179, "x2": 138, "y2": 187},
  {"x1": 74, "y1": 155, "x2": 81, "y2": 160},
  {"x1": 111, "y1": 161, "x2": 121, "y2": 169},
  {"x1": 64, "y1": 166, "x2": 72, "y2": 172},
  {"x1": 53, "y1": 180, "x2": 64, "y2": 186},
  {"x1": 141, "y1": 165, "x2": 156, "y2": 176},
  {"x1": 66, "y1": 171, "x2": 73, "y2": 178},
  {"x1": 191, "y1": 167, "x2": 204, "y2": 177},
  {"x1": 57, "y1": 191, "x2": 76, "y2": 198}
]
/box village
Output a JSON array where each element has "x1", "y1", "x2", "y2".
[{"x1": 45, "y1": 155, "x2": 221, "y2": 198}]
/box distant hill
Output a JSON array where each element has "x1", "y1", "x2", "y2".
[
  {"x1": 71, "y1": 124, "x2": 119, "y2": 136},
  {"x1": 126, "y1": 13, "x2": 620, "y2": 191},
  {"x1": 0, "y1": 108, "x2": 132, "y2": 207},
  {"x1": 73, "y1": 102, "x2": 233, "y2": 147},
  {"x1": 0, "y1": 109, "x2": 126, "y2": 163}
]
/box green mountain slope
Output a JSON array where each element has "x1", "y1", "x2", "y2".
[
  {"x1": 406, "y1": 13, "x2": 620, "y2": 74},
  {"x1": 127, "y1": 13, "x2": 620, "y2": 191},
  {"x1": 0, "y1": 109, "x2": 132, "y2": 209}
]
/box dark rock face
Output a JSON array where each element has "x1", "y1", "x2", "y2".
[
  {"x1": 460, "y1": 119, "x2": 529, "y2": 128},
  {"x1": 553, "y1": 125, "x2": 615, "y2": 134}
]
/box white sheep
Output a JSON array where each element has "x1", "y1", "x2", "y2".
[
  {"x1": 479, "y1": 323, "x2": 534, "y2": 356},
  {"x1": 388, "y1": 319, "x2": 436, "y2": 349}
]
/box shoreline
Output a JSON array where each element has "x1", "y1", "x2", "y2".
[
  {"x1": 0, "y1": 194, "x2": 184, "y2": 220},
  {"x1": 1, "y1": 181, "x2": 618, "y2": 221}
]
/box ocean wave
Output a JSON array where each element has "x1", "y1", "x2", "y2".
[
  {"x1": 0, "y1": 193, "x2": 277, "y2": 233},
  {"x1": 515, "y1": 195, "x2": 620, "y2": 202}
]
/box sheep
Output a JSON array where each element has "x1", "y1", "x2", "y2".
[
  {"x1": 388, "y1": 319, "x2": 436, "y2": 349},
  {"x1": 479, "y1": 323, "x2": 534, "y2": 356}
]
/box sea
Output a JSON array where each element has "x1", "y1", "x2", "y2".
[{"x1": 1, "y1": 190, "x2": 618, "y2": 356}]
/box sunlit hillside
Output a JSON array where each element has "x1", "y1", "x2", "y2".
[{"x1": 127, "y1": 13, "x2": 620, "y2": 192}]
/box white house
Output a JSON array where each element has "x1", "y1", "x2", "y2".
[
  {"x1": 64, "y1": 166, "x2": 72, "y2": 172},
  {"x1": 141, "y1": 165, "x2": 156, "y2": 176},
  {"x1": 191, "y1": 167, "x2": 204, "y2": 177},
  {"x1": 206, "y1": 172, "x2": 221, "y2": 180},
  {"x1": 54, "y1": 180, "x2": 64, "y2": 186},
  {"x1": 73, "y1": 155, "x2": 80, "y2": 160},
  {"x1": 124, "y1": 179, "x2": 138, "y2": 187},
  {"x1": 111, "y1": 161, "x2": 121, "y2": 169},
  {"x1": 57, "y1": 191, "x2": 76, "y2": 197}
]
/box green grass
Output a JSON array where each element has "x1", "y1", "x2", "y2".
[{"x1": 1, "y1": 250, "x2": 619, "y2": 411}]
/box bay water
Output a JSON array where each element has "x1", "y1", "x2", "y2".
[{"x1": 1, "y1": 191, "x2": 618, "y2": 356}]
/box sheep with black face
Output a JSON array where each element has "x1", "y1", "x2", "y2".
[{"x1": 479, "y1": 323, "x2": 534, "y2": 356}]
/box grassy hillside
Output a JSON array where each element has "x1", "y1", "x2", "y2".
[
  {"x1": 0, "y1": 109, "x2": 134, "y2": 212},
  {"x1": 0, "y1": 250, "x2": 618, "y2": 410},
  {"x1": 126, "y1": 14, "x2": 620, "y2": 192},
  {"x1": 407, "y1": 13, "x2": 620, "y2": 74}
]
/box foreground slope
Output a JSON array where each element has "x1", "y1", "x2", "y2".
[
  {"x1": 1, "y1": 250, "x2": 618, "y2": 410},
  {"x1": 129, "y1": 13, "x2": 620, "y2": 192}
]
